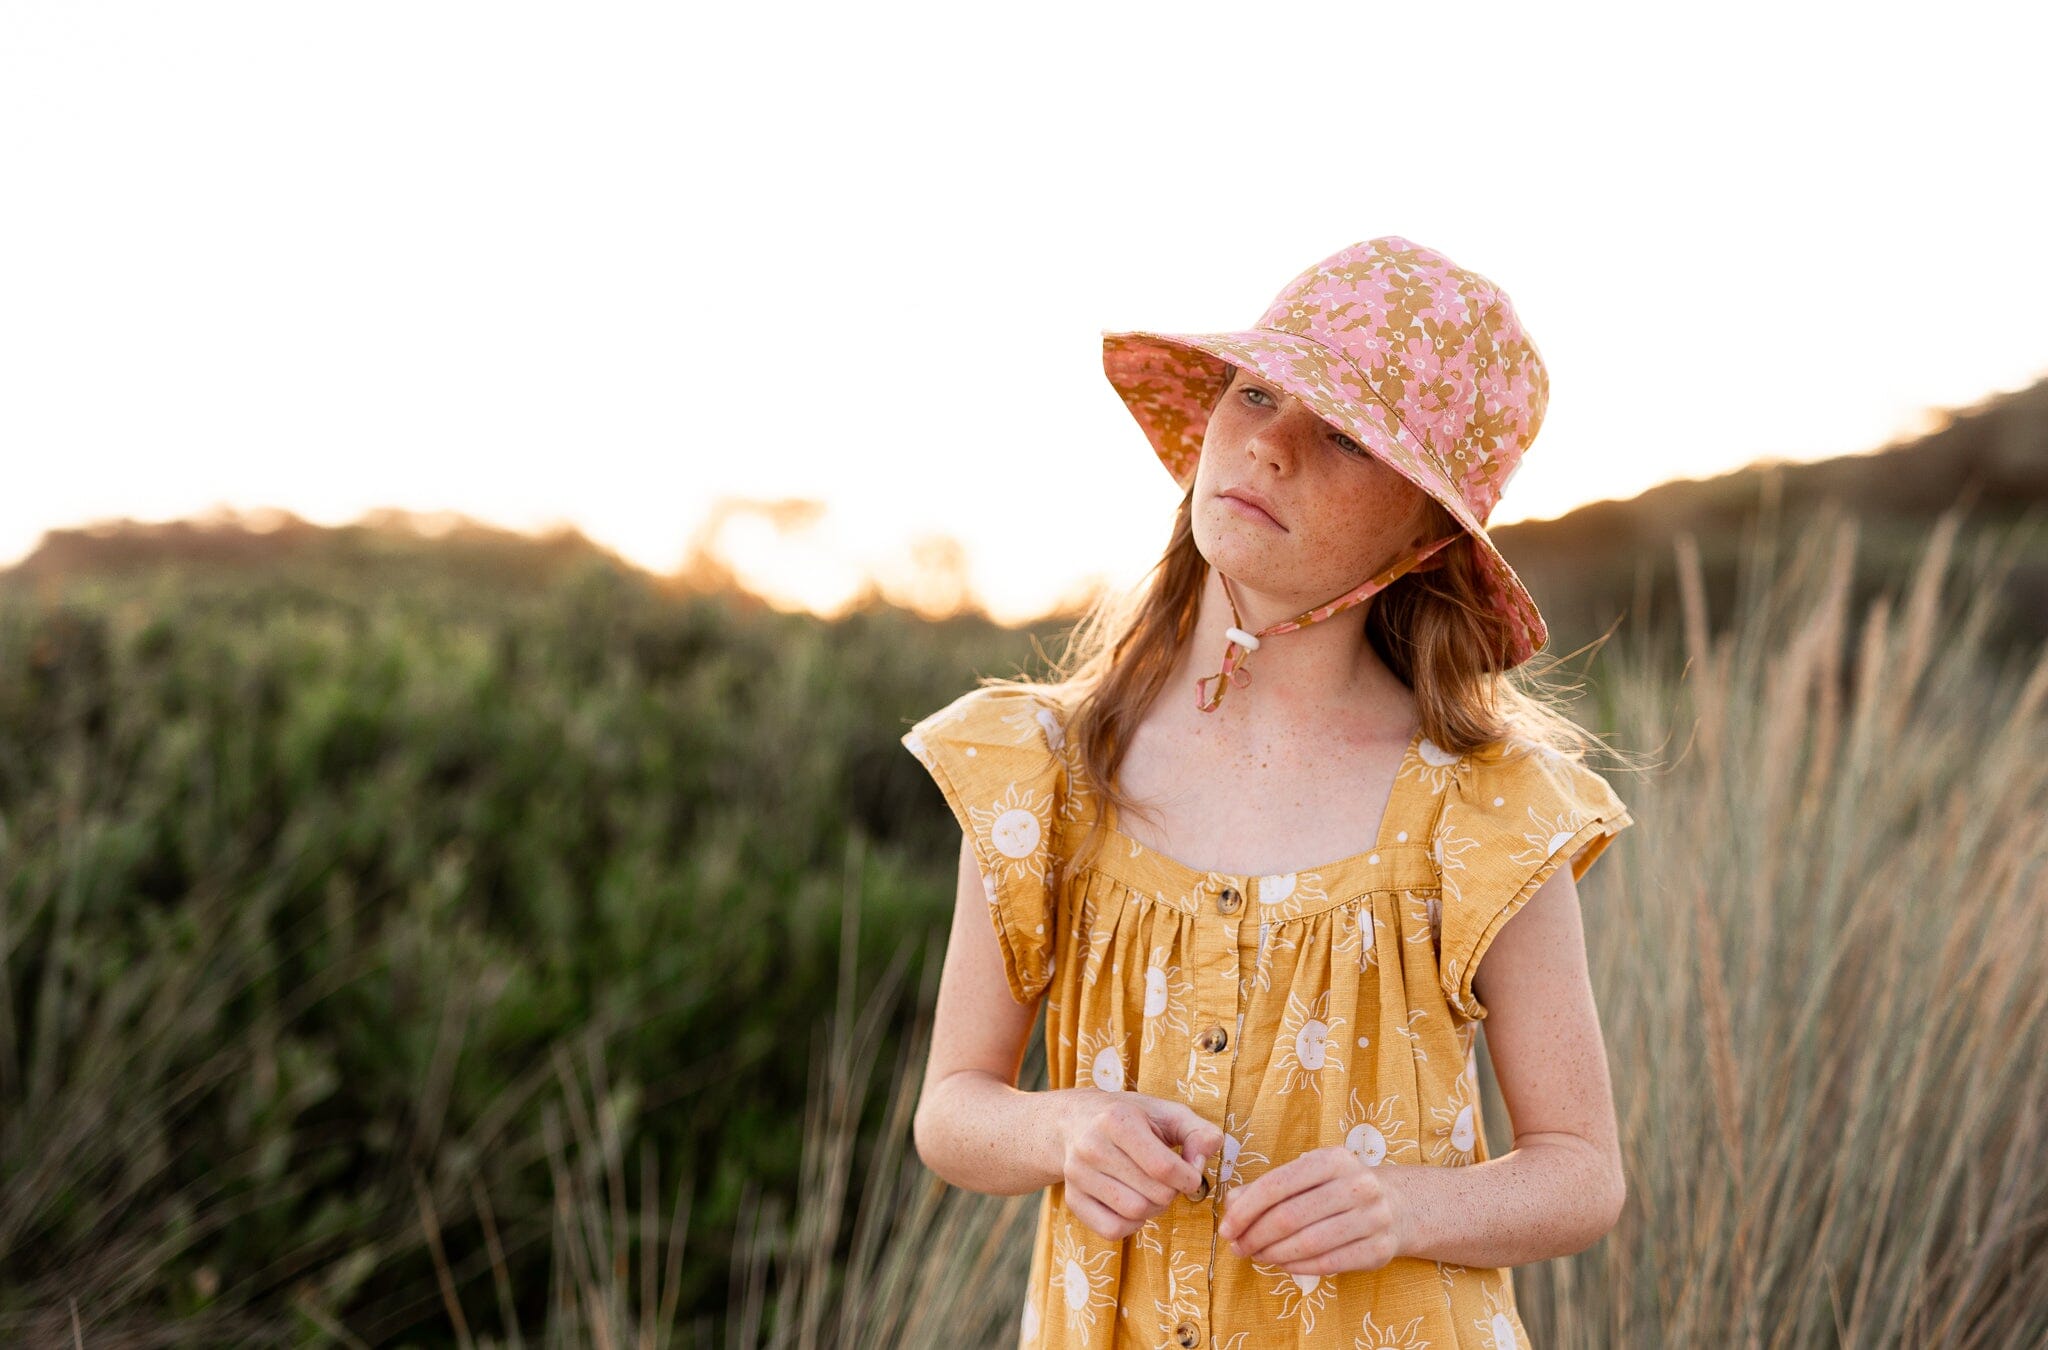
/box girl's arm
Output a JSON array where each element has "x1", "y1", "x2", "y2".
[
  {"x1": 912, "y1": 832, "x2": 1072, "y2": 1196},
  {"x1": 1390, "y1": 864, "x2": 1628, "y2": 1267}
]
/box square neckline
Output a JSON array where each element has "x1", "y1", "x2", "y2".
[{"x1": 1096, "y1": 725, "x2": 1431, "y2": 886}]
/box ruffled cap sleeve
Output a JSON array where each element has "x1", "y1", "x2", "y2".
[
  {"x1": 900, "y1": 686, "x2": 1068, "y2": 1006},
  {"x1": 1430, "y1": 738, "x2": 1635, "y2": 1021}
]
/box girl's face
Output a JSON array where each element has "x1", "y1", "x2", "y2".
[{"x1": 1191, "y1": 365, "x2": 1435, "y2": 606}]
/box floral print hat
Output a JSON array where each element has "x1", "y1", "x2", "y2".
[{"x1": 1102, "y1": 235, "x2": 1553, "y2": 711}]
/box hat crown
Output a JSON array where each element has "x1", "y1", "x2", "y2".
[{"x1": 1249, "y1": 236, "x2": 1547, "y2": 525}]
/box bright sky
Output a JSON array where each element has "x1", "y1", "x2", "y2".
[{"x1": 4, "y1": 3, "x2": 2042, "y2": 624}]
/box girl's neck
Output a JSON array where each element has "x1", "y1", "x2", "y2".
[{"x1": 1165, "y1": 565, "x2": 1417, "y2": 739}]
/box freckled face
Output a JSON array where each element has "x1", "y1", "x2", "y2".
[{"x1": 1191, "y1": 367, "x2": 1432, "y2": 605}]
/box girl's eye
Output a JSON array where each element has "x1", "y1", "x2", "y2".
[
  {"x1": 1241, "y1": 386, "x2": 1274, "y2": 407},
  {"x1": 1335, "y1": 434, "x2": 1368, "y2": 456}
]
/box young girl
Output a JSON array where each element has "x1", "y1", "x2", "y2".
[{"x1": 904, "y1": 236, "x2": 1635, "y2": 1350}]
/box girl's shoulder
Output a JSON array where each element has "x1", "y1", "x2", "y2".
[
  {"x1": 899, "y1": 682, "x2": 1075, "y2": 1006},
  {"x1": 1429, "y1": 732, "x2": 1637, "y2": 1020},
  {"x1": 1436, "y1": 731, "x2": 1634, "y2": 858},
  {"x1": 902, "y1": 682, "x2": 1070, "y2": 760}
]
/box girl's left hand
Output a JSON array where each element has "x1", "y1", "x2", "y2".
[{"x1": 1215, "y1": 1148, "x2": 1410, "y2": 1276}]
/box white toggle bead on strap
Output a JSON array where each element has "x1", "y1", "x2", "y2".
[{"x1": 1225, "y1": 626, "x2": 1261, "y2": 650}]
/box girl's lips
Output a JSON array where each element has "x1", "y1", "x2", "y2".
[{"x1": 1221, "y1": 493, "x2": 1284, "y2": 528}]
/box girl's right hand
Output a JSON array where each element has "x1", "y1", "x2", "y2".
[{"x1": 1054, "y1": 1087, "x2": 1227, "y2": 1243}]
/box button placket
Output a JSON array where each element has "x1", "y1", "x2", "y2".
[{"x1": 1199, "y1": 878, "x2": 1249, "y2": 1295}]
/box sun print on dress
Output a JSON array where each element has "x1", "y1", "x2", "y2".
[
  {"x1": 1048, "y1": 1218, "x2": 1118, "y2": 1341},
  {"x1": 1250, "y1": 918, "x2": 1302, "y2": 995},
  {"x1": 974, "y1": 781, "x2": 1053, "y2": 892},
  {"x1": 1140, "y1": 942, "x2": 1193, "y2": 1053},
  {"x1": 1424, "y1": 1049, "x2": 1483, "y2": 1166},
  {"x1": 1217, "y1": 1109, "x2": 1270, "y2": 1192},
  {"x1": 1472, "y1": 1276, "x2": 1527, "y2": 1348},
  {"x1": 1145, "y1": 1246, "x2": 1208, "y2": 1341},
  {"x1": 1388, "y1": 1002, "x2": 1435, "y2": 1068},
  {"x1": 1273, "y1": 987, "x2": 1347, "y2": 1098},
  {"x1": 1330, "y1": 895, "x2": 1380, "y2": 974},
  {"x1": 1252, "y1": 869, "x2": 1331, "y2": 922},
  {"x1": 1339, "y1": 1085, "x2": 1419, "y2": 1168},
  {"x1": 1176, "y1": 1034, "x2": 1226, "y2": 1103},
  {"x1": 1405, "y1": 734, "x2": 1468, "y2": 794},
  {"x1": 1353, "y1": 1308, "x2": 1433, "y2": 1349},
  {"x1": 1510, "y1": 795, "x2": 1602, "y2": 877},
  {"x1": 1076, "y1": 886, "x2": 1118, "y2": 987},
  {"x1": 1073, "y1": 1022, "x2": 1131, "y2": 1093}
]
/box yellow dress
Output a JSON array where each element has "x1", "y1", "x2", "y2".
[{"x1": 902, "y1": 684, "x2": 1635, "y2": 1350}]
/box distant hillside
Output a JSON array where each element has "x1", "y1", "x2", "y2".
[
  {"x1": 5, "y1": 375, "x2": 2045, "y2": 653},
  {"x1": 1489, "y1": 375, "x2": 2048, "y2": 659}
]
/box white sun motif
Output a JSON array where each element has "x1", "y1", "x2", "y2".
[
  {"x1": 1216, "y1": 1111, "x2": 1269, "y2": 1190},
  {"x1": 1405, "y1": 734, "x2": 1467, "y2": 793},
  {"x1": 1175, "y1": 1036, "x2": 1224, "y2": 1102},
  {"x1": 1412, "y1": 891, "x2": 1442, "y2": 949},
  {"x1": 1426, "y1": 1058, "x2": 1482, "y2": 1166},
  {"x1": 1354, "y1": 1308, "x2": 1433, "y2": 1348},
  {"x1": 1430, "y1": 808, "x2": 1485, "y2": 905},
  {"x1": 1048, "y1": 1219, "x2": 1118, "y2": 1339},
  {"x1": 1132, "y1": 1206, "x2": 1167, "y2": 1256},
  {"x1": 1074, "y1": 887, "x2": 1118, "y2": 986},
  {"x1": 1054, "y1": 734, "x2": 1098, "y2": 827},
  {"x1": 1265, "y1": 1249, "x2": 1340, "y2": 1334},
  {"x1": 1331, "y1": 895, "x2": 1381, "y2": 973},
  {"x1": 964, "y1": 781, "x2": 1053, "y2": 893},
  {"x1": 1074, "y1": 1023, "x2": 1131, "y2": 1093},
  {"x1": 1340, "y1": 1086, "x2": 1416, "y2": 1168},
  {"x1": 1032, "y1": 705, "x2": 1065, "y2": 753},
  {"x1": 1141, "y1": 944, "x2": 1193, "y2": 1052},
  {"x1": 1274, "y1": 988, "x2": 1347, "y2": 1097},
  {"x1": 1019, "y1": 1289, "x2": 1041, "y2": 1346},
  {"x1": 1510, "y1": 798, "x2": 1595, "y2": 879},
  {"x1": 1250, "y1": 918, "x2": 1302, "y2": 994},
  {"x1": 1473, "y1": 1271, "x2": 1525, "y2": 1346},
  {"x1": 1390, "y1": 1004, "x2": 1433, "y2": 1066},
  {"x1": 1254, "y1": 869, "x2": 1330, "y2": 921},
  {"x1": 1148, "y1": 1246, "x2": 1207, "y2": 1334}
]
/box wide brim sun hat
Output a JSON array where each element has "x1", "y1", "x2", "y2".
[{"x1": 1102, "y1": 235, "x2": 1553, "y2": 708}]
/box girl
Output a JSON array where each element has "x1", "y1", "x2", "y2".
[{"x1": 904, "y1": 236, "x2": 1635, "y2": 1349}]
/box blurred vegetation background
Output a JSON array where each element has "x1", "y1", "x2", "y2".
[{"x1": 1, "y1": 376, "x2": 2045, "y2": 1346}]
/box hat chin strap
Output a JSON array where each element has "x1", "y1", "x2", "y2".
[{"x1": 1194, "y1": 532, "x2": 1463, "y2": 713}]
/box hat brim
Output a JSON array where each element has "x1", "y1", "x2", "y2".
[{"x1": 1102, "y1": 326, "x2": 1549, "y2": 671}]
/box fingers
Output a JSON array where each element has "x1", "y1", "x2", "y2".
[
  {"x1": 1075, "y1": 1159, "x2": 1164, "y2": 1222},
  {"x1": 1065, "y1": 1187, "x2": 1144, "y2": 1242},
  {"x1": 1234, "y1": 1203, "x2": 1370, "y2": 1266},
  {"x1": 1152, "y1": 1103, "x2": 1222, "y2": 1188},
  {"x1": 1227, "y1": 1166, "x2": 1392, "y2": 1268},
  {"x1": 1071, "y1": 1116, "x2": 1180, "y2": 1212},
  {"x1": 1126, "y1": 1108, "x2": 1207, "y2": 1195},
  {"x1": 1217, "y1": 1145, "x2": 1350, "y2": 1244},
  {"x1": 1064, "y1": 1097, "x2": 1225, "y2": 1241}
]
